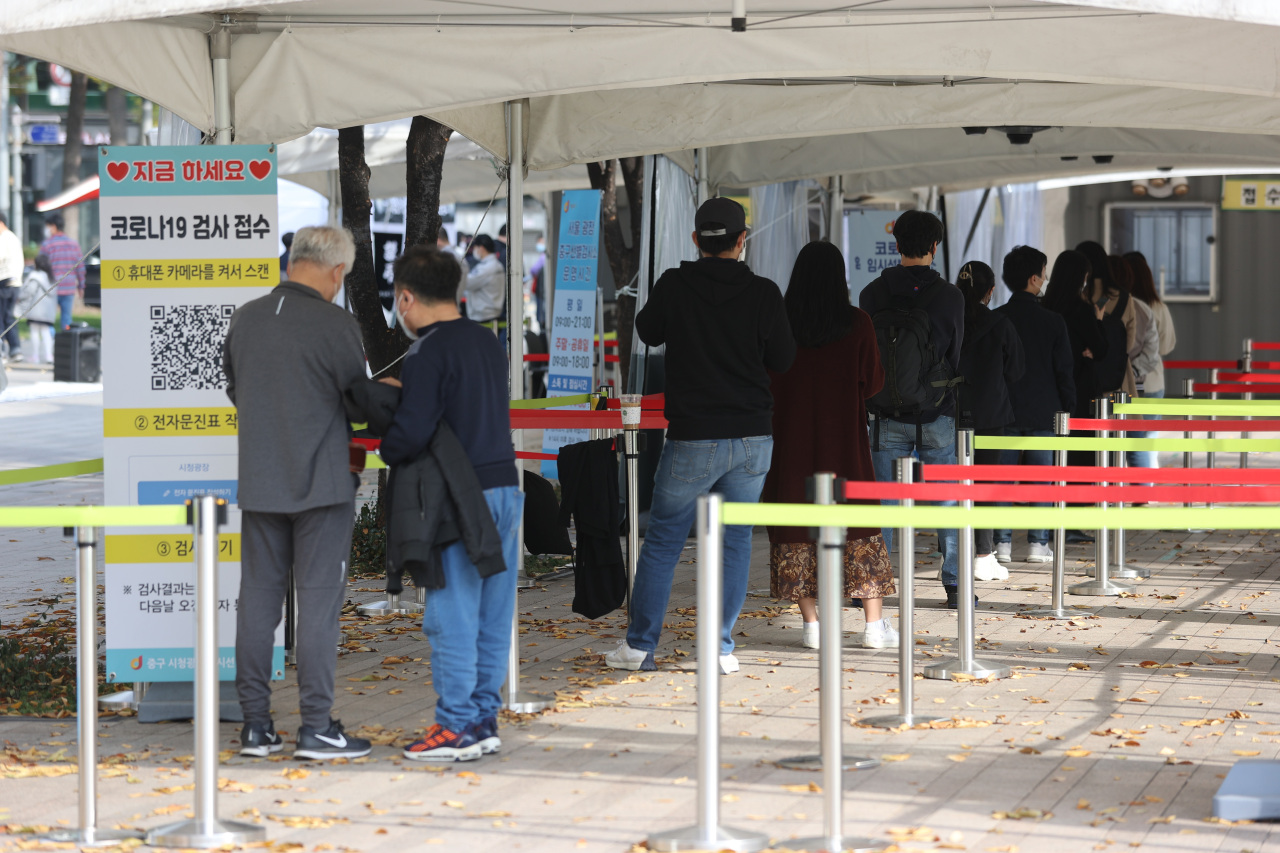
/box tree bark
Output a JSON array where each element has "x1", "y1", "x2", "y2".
[
  {"x1": 404, "y1": 116, "x2": 453, "y2": 249},
  {"x1": 587, "y1": 159, "x2": 644, "y2": 391},
  {"x1": 105, "y1": 86, "x2": 128, "y2": 145},
  {"x1": 338, "y1": 125, "x2": 407, "y2": 377},
  {"x1": 60, "y1": 71, "x2": 88, "y2": 238}
]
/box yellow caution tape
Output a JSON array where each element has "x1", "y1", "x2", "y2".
[{"x1": 0, "y1": 458, "x2": 104, "y2": 486}]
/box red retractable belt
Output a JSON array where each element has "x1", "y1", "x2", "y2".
[
  {"x1": 920, "y1": 463, "x2": 1280, "y2": 484},
  {"x1": 840, "y1": 480, "x2": 1280, "y2": 504},
  {"x1": 1069, "y1": 418, "x2": 1280, "y2": 432}
]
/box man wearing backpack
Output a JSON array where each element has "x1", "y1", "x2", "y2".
[{"x1": 859, "y1": 210, "x2": 966, "y2": 608}]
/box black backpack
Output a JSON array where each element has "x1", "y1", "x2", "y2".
[
  {"x1": 1092, "y1": 289, "x2": 1130, "y2": 393},
  {"x1": 868, "y1": 282, "x2": 961, "y2": 422}
]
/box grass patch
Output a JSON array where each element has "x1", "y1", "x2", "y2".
[{"x1": 0, "y1": 603, "x2": 78, "y2": 717}]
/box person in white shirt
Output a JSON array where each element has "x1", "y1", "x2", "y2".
[
  {"x1": 1123, "y1": 251, "x2": 1178, "y2": 470},
  {"x1": 0, "y1": 213, "x2": 25, "y2": 361},
  {"x1": 464, "y1": 234, "x2": 505, "y2": 326}
]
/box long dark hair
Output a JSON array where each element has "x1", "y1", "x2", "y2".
[
  {"x1": 1123, "y1": 250, "x2": 1161, "y2": 305},
  {"x1": 33, "y1": 253, "x2": 54, "y2": 279},
  {"x1": 784, "y1": 241, "x2": 854, "y2": 348},
  {"x1": 1041, "y1": 249, "x2": 1091, "y2": 315},
  {"x1": 1109, "y1": 254, "x2": 1133, "y2": 293},
  {"x1": 956, "y1": 260, "x2": 995, "y2": 322},
  {"x1": 1075, "y1": 240, "x2": 1116, "y2": 293}
]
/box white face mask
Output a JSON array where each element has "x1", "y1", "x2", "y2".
[
  {"x1": 394, "y1": 295, "x2": 418, "y2": 341},
  {"x1": 536, "y1": 242, "x2": 546, "y2": 254}
]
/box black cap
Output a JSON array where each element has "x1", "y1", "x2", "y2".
[{"x1": 694, "y1": 197, "x2": 747, "y2": 236}]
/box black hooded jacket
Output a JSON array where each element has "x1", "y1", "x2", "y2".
[
  {"x1": 636, "y1": 257, "x2": 796, "y2": 440},
  {"x1": 958, "y1": 304, "x2": 1026, "y2": 431}
]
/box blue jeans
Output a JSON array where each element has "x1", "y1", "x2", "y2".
[
  {"x1": 57, "y1": 293, "x2": 75, "y2": 330},
  {"x1": 995, "y1": 427, "x2": 1054, "y2": 546},
  {"x1": 627, "y1": 436, "x2": 773, "y2": 656},
  {"x1": 1128, "y1": 387, "x2": 1165, "y2": 469},
  {"x1": 870, "y1": 415, "x2": 959, "y2": 586},
  {"x1": 421, "y1": 485, "x2": 524, "y2": 733}
]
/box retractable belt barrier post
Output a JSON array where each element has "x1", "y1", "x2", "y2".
[
  {"x1": 923, "y1": 429, "x2": 1009, "y2": 681},
  {"x1": 1182, "y1": 378, "x2": 1195, "y2": 476},
  {"x1": 1208, "y1": 369, "x2": 1219, "y2": 482},
  {"x1": 648, "y1": 494, "x2": 769, "y2": 853},
  {"x1": 620, "y1": 395, "x2": 642, "y2": 603},
  {"x1": 148, "y1": 496, "x2": 264, "y2": 848},
  {"x1": 1110, "y1": 393, "x2": 1148, "y2": 581},
  {"x1": 1069, "y1": 397, "x2": 1135, "y2": 598},
  {"x1": 1026, "y1": 412, "x2": 1074, "y2": 619},
  {"x1": 865, "y1": 458, "x2": 943, "y2": 727},
  {"x1": 776, "y1": 474, "x2": 882, "y2": 853},
  {"x1": 1242, "y1": 338, "x2": 1254, "y2": 469}
]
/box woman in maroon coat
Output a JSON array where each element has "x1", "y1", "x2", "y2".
[{"x1": 761, "y1": 241, "x2": 898, "y2": 651}]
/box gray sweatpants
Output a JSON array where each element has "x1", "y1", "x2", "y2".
[{"x1": 236, "y1": 502, "x2": 353, "y2": 731}]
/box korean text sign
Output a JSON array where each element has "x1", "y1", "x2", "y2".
[
  {"x1": 542, "y1": 190, "x2": 602, "y2": 477},
  {"x1": 98, "y1": 145, "x2": 283, "y2": 682}
]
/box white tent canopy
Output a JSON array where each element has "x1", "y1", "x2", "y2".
[{"x1": 276, "y1": 122, "x2": 600, "y2": 205}]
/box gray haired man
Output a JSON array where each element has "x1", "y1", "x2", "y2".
[{"x1": 223, "y1": 226, "x2": 380, "y2": 759}]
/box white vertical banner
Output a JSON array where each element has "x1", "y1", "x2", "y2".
[{"x1": 98, "y1": 145, "x2": 283, "y2": 683}]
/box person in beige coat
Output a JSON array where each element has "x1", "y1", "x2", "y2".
[{"x1": 1123, "y1": 251, "x2": 1178, "y2": 470}]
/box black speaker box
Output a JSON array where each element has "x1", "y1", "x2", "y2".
[{"x1": 54, "y1": 325, "x2": 101, "y2": 383}]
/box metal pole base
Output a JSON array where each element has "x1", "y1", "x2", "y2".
[
  {"x1": 1112, "y1": 567, "x2": 1151, "y2": 580},
  {"x1": 922, "y1": 659, "x2": 1010, "y2": 681},
  {"x1": 517, "y1": 574, "x2": 536, "y2": 589},
  {"x1": 1021, "y1": 608, "x2": 1077, "y2": 620},
  {"x1": 1068, "y1": 577, "x2": 1135, "y2": 596},
  {"x1": 355, "y1": 599, "x2": 423, "y2": 617},
  {"x1": 648, "y1": 825, "x2": 771, "y2": 853},
  {"x1": 43, "y1": 828, "x2": 143, "y2": 847},
  {"x1": 146, "y1": 818, "x2": 265, "y2": 848},
  {"x1": 775, "y1": 753, "x2": 880, "y2": 771},
  {"x1": 505, "y1": 690, "x2": 553, "y2": 714},
  {"x1": 97, "y1": 690, "x2": 136, "y2": 711},
  {"x1": 859, "y1": 713, "x2": 946, "y2": 730},
  {"x1": 784, "y1": 835, "x2": 886, "y2": 853}
]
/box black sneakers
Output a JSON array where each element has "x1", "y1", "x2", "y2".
[
  {"x1": 472, "y1": 716, "x2": 500, "y2": 754},
  {"x1": 944, "y1": 585, "x2": 980, "y2": 610},
  {"x1": 294, "y1": 719, "x2": 372, "y2": 760},
  {"x1": 239, "y1": 721, "x2": 284, "y2": 757}
]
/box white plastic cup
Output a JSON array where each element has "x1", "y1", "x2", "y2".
[{"x1": 620, "y1": 394, "x2": 642, "y2": 427}]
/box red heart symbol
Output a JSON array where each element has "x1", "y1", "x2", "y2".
[
  {"x1": 106, "y1": 162, "x2": 128, "y2": 182},
  {"x1": 248, "y1": 159, "x2": 272, "y2": 180}
]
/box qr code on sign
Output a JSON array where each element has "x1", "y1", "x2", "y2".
[{"x1": 149, "y1": 305, "x2": 234, "y2": 391}]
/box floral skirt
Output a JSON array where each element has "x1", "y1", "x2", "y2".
[{"x1": 769, "y1": 534, "x2": 896, "y2": 602}]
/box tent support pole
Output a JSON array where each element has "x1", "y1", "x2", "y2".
[
  {"x1": 696, "y1": 148, "x2": 710, "y2": 205},
  {"x1": 829, "y1": 176, "x2": 844, "y2": 254},
  {"x1": 211, "y1": 25, "x2": 232, "y2": 144}
]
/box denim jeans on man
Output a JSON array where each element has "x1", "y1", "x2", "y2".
[
  {"x1": 421, "y1": 486, "x2": 524, "y2": 733},
  {"x1": 627, "y1": 436, "x2": 772, "y2": 657},
  {"x1": 995, "y1": 428, "x2": 1054, "y2": 546},
  {"x1": 870, "y1": 415, "x2": 958, "y2": 586},
  {"x1": 57, "y1": 293, "x2": 74, "y2": 330},
  {"x1": 1127, "y1": 387, "x2": 1165, "y2": 470}
]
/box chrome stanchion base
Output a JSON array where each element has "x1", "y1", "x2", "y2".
[
  {"x1": 860, "y1": 712, "x2": 946, "y2": 730},
  {"x1": 648, "y1": 824, "x2": 770, "y2": 853},
  {"x1": 517, "y1": 574, "x2": 536, "y2": 589},
  {"x1": 147, "y1": 818, "x2": 265, "y2": 848},
  {"x1": 1112, "y1": 567, "x2": 1151, "y2": 580},
  {"x1": 97, "y1": 690, "x2": 136, "y2": 711},
  {"x1": 1021, "y1": 607, "x2": 1076, "y2": 619},
  {"x1": 505, "y1": 690, "x2": 553, "y2": 714},
  {"x1": 785, "y1": 834, "x2": 885, "y2": 853},
  {"x1": 1068, "y1": 577, "x2": 1135, "y2": 596},
  {"x1": 775, "y1": 753, "x2": 880, "y2": 771},
  {"x1": 922, "y1": 659, "x2": 1010, "y2": 681},
  {"x1": 44, "y1": 828, "x2": 143, "y2": 846},
  {"x1": 356, "y1": 597, "x2": 423, "y2": 617}
]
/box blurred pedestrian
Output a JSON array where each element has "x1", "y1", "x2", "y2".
[
  {"x1": 1123, "y1": 251, "x2": 1177, "y2": 472},
  {"x1": 39, "y1": 212, "x2": 85, "y2": 331},
  {"x1": 762, "y1": 241, "x2": 897, "y2": 650},
  {"x1": 0, "y1": 212, "x2": 23, "y2": 361},
  {"x1": 464, "y1": 235, "x2": 505, "y2": 328},
  {"x1": 18, "y1": 254, "x2": 57, "y2": 364}
]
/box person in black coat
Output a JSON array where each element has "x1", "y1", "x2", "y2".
[
  {"x1": 956, "y1": 260, "x2": 1024, "y2": 582},
  {"x1": 994, "y1": 246, "x2": 1076, "y2": 564},
  {"x1": 1041, "y1": 249, "x2": 1109, "y2": 544}
]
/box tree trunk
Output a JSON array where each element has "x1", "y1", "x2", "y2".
[
  {"x1": 338, "y1": 126, "x2": 407, "y2": 377},
  {"x1": 587, "y1": 159, "x2": 644, "y2": 391},
  {"x1": 105, "y1": 86, "x2": 128, "y2": 145},
  {"x1": 60, "y1": 71, "x2": 88, "y2": 239},
  {"x1": 404, "y1": 116, "x2": 452, "y2": 249}
]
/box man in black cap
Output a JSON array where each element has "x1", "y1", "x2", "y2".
[{"x1": 605, "y1": 197, "x2": 795, "y2": 674}]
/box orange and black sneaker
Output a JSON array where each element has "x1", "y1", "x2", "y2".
[{"x1": 403, "y1": 724, "x2": 482, "y2": 762}]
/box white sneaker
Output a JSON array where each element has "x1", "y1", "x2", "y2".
[
  {"x1": 719, "y1": 654, "x2": 739, "y2": 674},
  {"x1": 994, "y1": 542, "x2": 1012, "y2": 563},
  {"x1": 604, "y1": 641, "x2": 656, "y2": 672},
  {"x1": 862, "y1": 618, "x2": 899, "y2": 649},
  {"x1": 1027, "y1": 543, "x2": 1053, "y2": 563},
  {"x1": 973, "y1": 553, "x2": 1005, "y2": 581},
  {"x1": 801, "y1": 622, "x2": 819, "y2": 650}
]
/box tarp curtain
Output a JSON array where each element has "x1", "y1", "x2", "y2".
[
  {"x1": 633, "y1": 155, "x2": 697, "y2": 362},
  {"x1": 946, "y1": 183, "x2": 1044, "y2": 309},
  {"x1": 747, "y1": 181, "x2": 813, "y2": 295}
]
